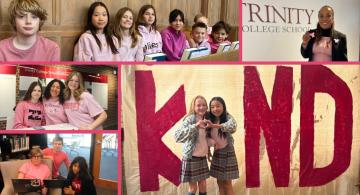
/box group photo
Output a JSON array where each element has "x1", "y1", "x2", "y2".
[
  {"x1": 0, "y1": 0, "x2": 239, "y2": 62},
  {"x1": 121, "y1": 64, "x2": 360, "y2": 195},
  {"x1": 0, "y1": 65, "x2": 118, "y2": 130}
]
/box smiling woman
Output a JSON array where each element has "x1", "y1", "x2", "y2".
[
  {"x1": 43, "y1": 79, "x2": 68, "y2": 125},
  {"x1": 301, "y1": 5, "x2": 348, "y2": 61}
]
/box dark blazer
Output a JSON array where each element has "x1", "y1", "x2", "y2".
[{"x1": 300, "y1": 29, "x2": 348, "y2": 61}]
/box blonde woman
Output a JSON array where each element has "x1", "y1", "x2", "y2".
[{"x1": 63, "y1": 71, "x2": 107, "y2": 130}]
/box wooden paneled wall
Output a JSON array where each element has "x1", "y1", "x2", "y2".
[{"x1": 0, "y1": 0, "x2": 238, "y2": 61}]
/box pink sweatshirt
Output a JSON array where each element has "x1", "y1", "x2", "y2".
[
  {"x1": 0, "y1": 35, "x2": 60, "y2": 62},
  {"x1": 63, "y1": 92, "x2": 105, "y2": 130},
  {"x1": 74, "y1": 31, "x2": 120, "y2": 61},
  {"x1": 43, "y1": 98, "x2": 68, "y2": 125},
  {"x1": 208, "y1": 36, "x2": 231, "y2": 54},
  {"x1": 13, "y1": 101, "x2": 46, "y2": 129},
  {"x1": 118, "y1": 35, "x2": 144, "y2": 61},
  {"x1": 138, "y1": 25, "x2": 163, "y2": 55},
  {"x1": 161, "y1": 26, "x2": 187, "y2": 61}
]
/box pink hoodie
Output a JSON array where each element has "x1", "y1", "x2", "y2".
[
  {"x1": 13, "y1": 101, "x2": 46, "y2": 129},
  {"x1": 138, "y1": 25, "x2": 163, "y2": 55},
  {"x1": 161, "y1": 26, "x2": 186, "y2": 61}
]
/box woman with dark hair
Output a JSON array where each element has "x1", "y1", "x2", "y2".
[
  {"x1": 301, "y1": 5, "x2": 347, "y2": 61},
  {"x1": 161, "y1": 9, "x2": 187, "y2": 61},
  {"x1": 43, "y1": 79, "x2": 68, "y2": 125},
  {"x1": 206, "y1": 97, "x2": 239, "y2": 195},
  {"x1": 73, "y1": 2, "x2": 118, "y2": 61},
  {"x1": 13, "y1": 81, "x2": 46, "y2": 129},
  {"x1": 63, "y1": 156, "x2": 97, "y2": 195},
  {"x1": 135, "y1": 4, "x2": 163, "y2": 55},
  {"x1": 63, "y1": 72, "x2": 107, "y2": 130}
]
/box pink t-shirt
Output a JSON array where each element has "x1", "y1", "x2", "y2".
[
  {"x1": 312, "y1": 37, "x2": 332, "y2": 61},
  {"x1": 118, "y1": 35, "x2": 144, "y2": 61},
  {"x1": 19, "y1": 161, "x2": 51, "y2": 180},
  {"x1": 43, "y1": 98, "x2": 68, "y2": 125},
  {"x1": 73, "y1": 31, "x2": 120, "y2": 61},
  {"x1": 63, "y1": 92, "x2": 104, "y2": 130},
  {"x1": 0, "y1": 35, "x2": 60, "y2": 62},
  {"x1": 13, "y1": 101, "x2": 46, "y2": 129},
  {"x1": 42, "y1": 148, "x2": 70, "y2": 177}
]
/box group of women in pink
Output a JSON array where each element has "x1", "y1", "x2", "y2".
[
  {"x1": 0, "y1": 0, "x2": 232, "y2": 62},
  {"x1": 13, "y1": 71, "x2": 107, "y2": 130}
]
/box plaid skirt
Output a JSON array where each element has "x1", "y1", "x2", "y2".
[
  {"x1": 181, "y1": 156, "x2": 210, "y2": 183},
  {"x1": 210, "y1": 144, "x2": 239, "y2": 180}
]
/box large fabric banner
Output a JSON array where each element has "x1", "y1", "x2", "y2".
[{"x1": 122, "y1": 65, "x2": 360, "y2": 195}]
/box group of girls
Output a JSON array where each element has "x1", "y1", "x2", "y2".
[
  {"x1": 13, "y1": 71, "x2": 107, "y2": 130},
  {"x1": 75, "y1": 2, "x2": 233, "y2": 61},
  {"x1": 175, "y1": 96, "x2": 239, "y2": 195},
  {"x1": 18, "y1": 147, "x2": 96, "y2": 195},
  {"x1": 0, "y1": 0, "x2": 233, "y2": 62}
]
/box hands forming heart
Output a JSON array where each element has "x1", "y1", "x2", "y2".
[{"x1": 196, "y1": 119, "x2": 214, "y2": 129}]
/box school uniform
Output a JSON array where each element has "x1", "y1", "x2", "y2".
[
  {"x1": 174, "y1": 114, "x2": 210, "y2": 182},
  {"x1": 208, "y1": 114, "x2": 239, "y2": 180}
]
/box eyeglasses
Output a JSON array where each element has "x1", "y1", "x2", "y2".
[{"x1": 32, "y1": 155, "x2": 42, "y2": 159}]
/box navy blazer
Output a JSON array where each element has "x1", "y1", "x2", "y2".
[{"x1": 300, "y1": 29, "x2": 348, "y2": 61}]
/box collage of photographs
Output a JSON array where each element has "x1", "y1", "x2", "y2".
[{"x1": 0, "y1": 0, "x2": 359, "y2": 195}]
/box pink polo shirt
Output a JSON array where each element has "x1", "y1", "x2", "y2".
[
  {"x1": 63, "y1": 92, "x2": 104, "y2": 130},
  {"x1": 19, "y1": 161, "x2": 51, "y2": 180},
  {"x1": 43, "y1": 148, "x2": 70, "y2": 178},
  {"x1": 0, "y1": 35, "x2": 60, "y2": 62},
  {"x1": 43, "y1": 98, "x2": 68, "y2": 125}
]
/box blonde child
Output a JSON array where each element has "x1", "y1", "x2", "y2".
[
  {"x1": 175, "y1": 95, "x2": 210, "y2": 195},
  {"x1": 113, "y1": 7, "x2": 144, "y2": 61},
  {"x1": 0, "y1": 0, "x2": 60, "y2": 61}
]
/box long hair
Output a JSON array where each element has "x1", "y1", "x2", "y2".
[
  {"x1": 184, "y1": 95, "x2": 207, "y2": 119},
  {"x1": 315, "y1": 5, "x2": 335, "y2": 44},
  {"x1": 135, "y1": 4, "x2": 157, "y2": 32},
  {"x1": 68, "y1": 156, "x2": 92, "y2": 181},
  {"x1": 44, "y1": 79, "x2": 65, "y2": 104},
  {"x1": 113, "y1": 7, "x2": 139, "y2": 48},
  {"x1": 23, "y1": 81, "x2": 43, "y2": 102},
  {"x1": 64, "y1": 71, "x2": 85, "y2": 101},
  {"x1": 207, "y1": 97, "x2": 228, "y2": 139},
  {"x1": 75, "y1": 2, "x2": 118, "y2": 54}
]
